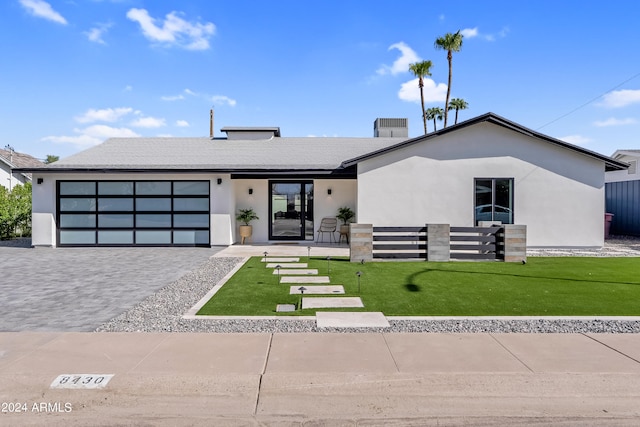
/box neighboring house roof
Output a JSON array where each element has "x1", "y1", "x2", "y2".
[
  {"x1": 15, "y1": 112, "x2": 627, "y2": 175},
  {"x1": 342, "y1": 112, "x2": 628, "y2": 172},
  {"x1": 611, "y1": 149, "x2": 640, "y2": 159},
  {"x1": 0, "y1": 148, "x2": 44, "y2": 181}
]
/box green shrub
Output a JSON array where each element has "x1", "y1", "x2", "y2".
[{"x1": 0, "y1": 182, "x2": 32, "y2": 240}]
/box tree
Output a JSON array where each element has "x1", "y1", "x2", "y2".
[
  {"x1": 408, "y1": 60, "x2": 433, "y2": 135},
  {"x1": 44, "y1": 155, "x2": 59, "y2": 164},
  {"x1": 434, "y1": 30, "x2": 463, "y2": 128},
  {"x1": 448, "y1": 98, "x2": 469, "y2": 125},
  {"x1": 425, "y1": 107, "x2": 444, "y2": 132}
]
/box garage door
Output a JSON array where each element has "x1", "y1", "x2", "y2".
[{"x1": 57, "y1": 180, "x2": 210, "y2": 246}]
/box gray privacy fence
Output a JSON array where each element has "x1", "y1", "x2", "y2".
[
  {"x1": 605, "y1": 180, "x2": 640, "y2": 237},
  {"x1": 349, "y1": 224, "x2": 526, "y2": 263}
]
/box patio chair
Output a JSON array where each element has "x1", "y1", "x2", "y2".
[{"x1": 316, "y1": 217, "x2": 338, "y2": 243}]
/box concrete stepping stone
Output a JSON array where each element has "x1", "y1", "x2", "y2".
[
  {"x1": 262, "y1": 257, "x2": 299, "y2": 262},
  {"x1": 266, "y1": 263, "x2": 308, "y2": 268},
  {"x1": 289, "y1": 285, "x2": 345, "y2": 295},
  {"x1": 273, "y1": 269, "x2": 318, "y2": 275},
  {"x1": 316, "y1": 312, "x2": 390, "y2": 328},
  {"x1": 280, "y1": 276, "x2": 330, "y2": 284},
  {"x1": 276, "y1": 304, "x2": 296, "y2": 312},
  {"x1": 302, "y1": 297, "x2": 364, "y2": 309}
]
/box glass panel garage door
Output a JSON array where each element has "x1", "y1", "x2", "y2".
[{"x1": 57, "y1": 180, "x2": 210, "y2": 246}]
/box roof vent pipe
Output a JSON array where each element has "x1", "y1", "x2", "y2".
[{"x1": 209, "y1": 109, "x2": 214, "y2": 138}]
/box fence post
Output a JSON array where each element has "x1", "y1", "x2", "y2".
[
  {"x1": 503, "y1": 224, "x2": 527, "y2": 262},
  {"x1": 349, "y1": 223, "x2": 373, "y2": 263},
  {"x1": 427, "y1": 224, "x2": 450, "y2": 261}
]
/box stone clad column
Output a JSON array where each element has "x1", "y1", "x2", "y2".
[
  {"x1": 427, "y1": 224, "x2": 450, "y2": 262},
  {"x1": 349, "y1": 224, "x2": 373, "y2": 263},
  {"x1": 503, "y1": 224, "x2": 527, "y2": 262}
]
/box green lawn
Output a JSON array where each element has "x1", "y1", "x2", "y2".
[{"x1": 196, "y1": 256, "x2": 640, "y2": 316}]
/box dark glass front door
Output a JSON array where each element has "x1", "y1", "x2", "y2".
[{"x1": 269, "y1": 181, "x2": 313, "y2": 240}]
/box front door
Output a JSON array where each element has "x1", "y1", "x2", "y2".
[{"x1": 269, "y1": 181, "x2": 313, "y2": 240}]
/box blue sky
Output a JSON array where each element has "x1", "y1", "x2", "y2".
[{"x1": 2, "y1": 0, "x2": 640, "y2": 160}]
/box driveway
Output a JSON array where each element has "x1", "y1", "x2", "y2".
[{"x1": 0, "y1": 244, "x2": 223, "y2": 331}]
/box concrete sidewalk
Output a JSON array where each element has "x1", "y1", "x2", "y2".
[{"x1": 2, "y1": 332, "x2": 640, "y2": 425}]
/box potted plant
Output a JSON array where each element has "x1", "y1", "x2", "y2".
[
  {"x1": 236, "y1": 208, "x2": 259, "y2": 244},
  {"x1": 336, "y1": 206, "x2": 355, "y2": 237}
]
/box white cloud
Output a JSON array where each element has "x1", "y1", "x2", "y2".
[
  {"x1": 176, "y1": 120, "x2": 189, "y2": 127},
  {"x1": 126, "y1": 8, "x2": 215, "y2": 50},
  {"x1": 398, "y1": 78, "x2": 447, "y2": 103},
  {"x1": 130, "y1": 116, "x2": 166, "y2": 128},
  {"x1": 161, "y1": 94, "x2": 185, "y2": 101},
  {"x1": 376, "y1": 42, "x2": 421, "y2": 76},
  {"x1": 211, "y1": 95, "x2": 237, "y2": 107},
  {"x1": 181, "y1": 89, "x2": 236, "y2": 106},
  {"x1": 559, "y1": 135, "x2": 591, "y2": 145},
  {"x1": 124, "y1": 85, "x2": 133, "y2": 92},
  {"x1": 460, "y1": 27, "x2": 478, "y2": 38},
  {"x1": 75, "y1": 107, "x2": 134, "y2": 123},
  {"x1": 85, "y1": 22, "x2": 113, "y2": 45},
  {"x1": 19, "y1": 0, "x2": 67, "y2": 25},
  {"x1": 460, "y1": 26, "x2": 508, "y2": 42},
  {"x1": 593, "y1": 117, "x2": 637, "y2": 127},
  {"x1": 600, "y1": 89, "x2": 640, "y2": 108},
  {"x1": 43, "y1": 125, "x2": 140, "y2": 148}
]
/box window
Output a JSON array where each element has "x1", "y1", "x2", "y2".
[{"x1": 475, "y1": 178, "x2": 513, "y2": 225}]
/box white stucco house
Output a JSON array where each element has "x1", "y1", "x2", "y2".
[
  {"x1": 16, "y1": 113, "x2": 627, "y2": 248},
  {"x1": 0, "y1": 148, "x2": 43, "y2": 191}
]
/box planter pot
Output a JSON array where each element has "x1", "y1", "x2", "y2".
[
  {"x1": 339, "y1": 224, "x2": 349, "y2": 243},
  {"x1": 239, "y1": 225, "x2": 253, "y2": 245}
]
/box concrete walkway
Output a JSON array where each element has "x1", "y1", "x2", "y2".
[{"x1": 2, "y1": 332, "x2": 640, "y2": 425}]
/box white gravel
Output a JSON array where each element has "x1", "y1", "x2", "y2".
[{"x1": 96, "y1": 238, "x2": 640, "y2": 333}]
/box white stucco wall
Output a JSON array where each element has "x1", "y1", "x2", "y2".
[
  {"x1": 233, "y1": 178, "x2": 357, "y2": 243},
  {"x1": 32, "y1": 173, "x2": 57, "y2": 246},
  {"x1": 357, "y1": 122, "x2": 606, "y2": 248}
]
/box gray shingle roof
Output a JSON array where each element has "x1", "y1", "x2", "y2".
[
  {"x1": 0, "y1": 148, "x2": 44, "y2": 179},
  {"x1": 32, "y1": 137, "x2": 402, "y2": 171},
  {"x1": 0, "y1": 149, "x2": 44, "y2": 169},
  {"x1": 15, "y1": 113, "x2": 628, "y2": 174}
]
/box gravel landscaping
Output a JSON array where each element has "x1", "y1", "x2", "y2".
[{"x1": 95, "y1": 237, "x2": 640, "y2": 333}]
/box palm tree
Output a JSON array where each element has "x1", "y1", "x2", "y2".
[
  {"x1": 434, "y1": 31, "x2": 463, "y2": 128},
  {"x1": 448, "y1": 98, "x2": 468, "y2": 125},
  {"x1": 408, "y1": 60, "x2": 433, "y2": 135},
  {"x1": 425, "y1": 107, "x2": 444, "y2": 132}
]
